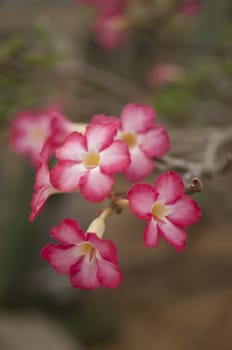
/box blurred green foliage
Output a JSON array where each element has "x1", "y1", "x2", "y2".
[
  {"x1": 151, "y1": 84, "x2": 194, "y2": 120},
  {"x1": 0, "y1": 20, "x2": 64, "y2": 125}
]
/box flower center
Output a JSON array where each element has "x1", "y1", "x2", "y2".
[
  {"x1": 79, "y1": 242, "x2": 96, "y2": 263},
  {"x1": 83, "y1": 151, "x2": 100, "y2": 168},
  {"x1": 108, "y1": 16, "x2": 126, "y2": 31},
  {"x1": 32, "y1": 128, "x2": 45, "y2": 141},
  {"x1": 121, "y1": 132, "x2": 137, "y2": 148},
  {"x1": 152, "y1": 202, "x2": 167, "y2": 223}
]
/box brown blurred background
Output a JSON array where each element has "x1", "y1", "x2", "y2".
[{"x1": 0, "y1": 1, "x2": 232, "y2": 349}]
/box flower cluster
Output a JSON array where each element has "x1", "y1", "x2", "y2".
[{"x1": 10, "y1": 102, "x2": 202, "y2": 290}]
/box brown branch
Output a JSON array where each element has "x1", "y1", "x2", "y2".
[
  {"x1": 156, "y1": 126, "x2": 232, "y2": 180},
  {"x1": 156, "y1": 126, "x2": 232, "y2": 195}
]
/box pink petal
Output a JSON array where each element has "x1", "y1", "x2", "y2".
[
  {"x1": 85, "y1": 122, "x2": 117, "y2": 152},
  {"x1": 50, "y1": 161, "x2": 86, "y2": 192},
  {"x1": 88, "y1": 234, "x2": 118, "y2": 263},
  {"x1": 143, "y1": 218, "x2": 159, "y2": 248},
  {"x1": 100, "y1": 140, "x2": 130, "y2": 174},
  {"x1": 91, "y1": 114, "x2": 120, "y2": 129},
  {"x1": 10, "y1": 115, "x2": 32, "y2": 152},
  {"x1": 124, "y1": 147, "x2": 154, "y2": 182},
  {"x1": 56, "y1": 132, "x2": 87, "y2": 162},
  {"x1": 139, "y1": 125, "x2": 170, "y2": 158},
  {"x1": 120, "y1": 103, "x2": 156, "y2": 134},
  {"x1": 80, "y1": 168, "x2": 114, "y2": 202},
  {"x1": 158, "y1": 220, "x2": 187, "y2": 252},
  {"x1": 34, "y1": 160, "x2": 50, "y2": 190},
  {"x1": 29, "y1": 186, "x2": 52, "y2": 222},
  {"x1": 41, "y1": 244, "x2": 81, "y2": 274},
  {"x1": 70, "y1": 256, "x2": 101, "y2": 289},
  {"x1": 49, "y1": 112, "x2": 71, "y2": 146},
  {"x1": 167, "y1": 195, "x2": 202, "y2": 227},
  {"x1": 39, "y1": 139, "x2": 53, "y2": 164},
  {"x1": 154, "y1": 172, "x2": 184, "y2": 204},
  {"x1": 128, "y1": 184, "x2": 158, "y2": 220},
  {"x1": 97, "y1": 258, "x2": 122, "y2": 288},
  {"x1": 50, "y1": 219, "x2": 86, "y2": 244}
]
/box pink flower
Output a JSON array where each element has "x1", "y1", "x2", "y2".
[
  {"x1": 41, "y1": 219, "x2": 122, "y2": 289},
  {"x1": 148, "y1": 63, "x2": 186, "y2": 87},
  {"x1": 75, "y1": 0, "x2": 127, "y2": 49},
  {"x1": 94, "y1": 11, "x2": 127, "y2": 50},
  {"x1": 50, "y1": 122, "x2": 130, "y2": 202},
  {"x1": 93, "y1": 103, "x2": 170, "y2": 182},
  {"x1": 128, "y1": 172, "x2": 202, "y2": 251},
  {"x1": 9, "y1": 107, "x2": 72, "y2": 165},
  {"x1": 30, "y1": 144, "x2": 60, "y2": 222},
  {"x1": 180, "y1": 0, "x2": 202, "y2": 16}
]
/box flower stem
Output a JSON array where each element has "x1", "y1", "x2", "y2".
[{"x1": 99, "y1": 207, "x2": 113, "y2": 221}]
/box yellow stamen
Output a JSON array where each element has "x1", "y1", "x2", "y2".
[
  {"x1": 108, "y1": 16, "x2": 127, "y2": 31},
  {"x1": 83, "y1": 151, "x2": 100, "y2": 168},
  {"x1": 33, "y1": 129, "x2": 45, "y2": 141},
  {"x1": 79, "y1": 242, "x2": 96, "y2": 262},
  {"x1": 121, "y1": 132, "x2": 137, "y2": 148},
  {"x1": 152, "y1": 202, "x2": 167, "y2": 223}
]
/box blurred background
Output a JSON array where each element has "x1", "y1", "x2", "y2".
[{"x1": 0, "y1": 0, "x2": 232, "y2": 349}]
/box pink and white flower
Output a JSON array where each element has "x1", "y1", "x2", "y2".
[
  {"x1": 41, "y1": 218, "x2": 122, "y2": 289},
  {"x1": 128, "y1": 171, "x2": 202, "y2": 251},
  {"x1": 30, "y1": 144, "x2": 60, "y2": 222},
  {"x1": 93, "y1": 103, "x2": 170, "y2": 182},
  {"x1": 94, "y1": 11, "x2": 127, "y2": 50},
  {"x1": 50, "y1": 122, "x2": 130, "y2": 202},
  {"x1": 148, "y1": 62, "x2": 186, "y2": 88},
  {"x1": 75, "y1": 0, "x2": 128, "y2": 49},
  {"x1": 9, "y1": 107, "x2": 73, "y2": 165}
]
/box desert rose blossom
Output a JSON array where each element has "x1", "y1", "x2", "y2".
[
  {"x1": 148, "y1": 63, "x2": 186, "y2": 88},
  {"x1": 92, "y1": 103, "x2": 170, "y2": 182},
  {"x1": 41, "y1": 218, "x2": 122, "y2": 289},
  {"x1": 128, "y1": 171, "x2": 202, "y2": 251},
  {"x1": 94, "y1": 10, "x2": 127, "y2": 50},
  {"x1": 93, "y1": 4, "x2": 127, "y2": 50},
  {"x1": 50, "y1": 122, "x2": 130, "y2": 202},
  {"x1": 75, "y1": 0, "x2": 128, "y2": 49},
  {"x1": 9, "y1": 108, "x2": 73, "y2": 165}
]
